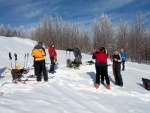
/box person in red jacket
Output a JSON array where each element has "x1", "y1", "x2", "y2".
[
  {"x1": 92, "y1": 47, "x2": 110, "y2": 89},
  {"x1": 48, "y1": 43, "x2": 57, "y2": 74}
]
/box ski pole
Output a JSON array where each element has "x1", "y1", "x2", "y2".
[
  {"x1": 66, "y1": 51, "x2": 67, "y2": 67},
  {"x1": 26, "y1": 53, "x2": 29, "y2": 68},
  {"x1": 24, "y1": 53, "x2": 26, "y2": 68},
  {"x1": 9, "y1": 52, "x2": 13, "y2": 69},
  {"x1": 14, "y1": 53, "x2": 17, "y2": 69}
]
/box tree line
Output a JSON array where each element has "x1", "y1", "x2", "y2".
[
  {"x1": 1, "y1": 12, "x2": 150, "y2": 64},
  {"x1": 0, "y1": 24, "x2": 27, "y2": 38}
]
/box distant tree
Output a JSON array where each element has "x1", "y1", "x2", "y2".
[
  {"x1": 12, "y1": 28, "x2": 18, "y2": 37},
  {"x1": 29, "y1": 14, "x2": 92, "y2": 53},
  {"x1": 116, "y1": 20, "x2": 131, "y2": 54},
  {"x1": 0, "y1": 24, "x2": 5, "y2": 36},
  {"x1": 131, "y1": 12, "x2": 145, "y2": 63},
  {"x1": 5, "y1": 24, "x2": 12, "y2": 37},
  {"x1": 18, "y1": 26, "x2": 26, "y2": 38}
]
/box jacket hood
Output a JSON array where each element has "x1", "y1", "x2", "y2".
[{"x1": 34, "y1": 45, "x2": 43, "y2": 49}]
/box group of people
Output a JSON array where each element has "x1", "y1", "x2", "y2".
[
  {"x1": 31, "y1": 42, "x2": 82, "y2": 82},
  {"x1": 92, "y1": 46, "x2": 127, "y2": 89},
  {"x1": 31, "y1": 41, "x2": 127, "y2": 89},
  {"x1": 31, "y1": 42, "x2": 57, "y2": 82}
]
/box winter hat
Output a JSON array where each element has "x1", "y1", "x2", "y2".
[
  {"x1": 38, "y1": 41, "x2": 43, "y2": 46},
  {"x1": 112, "y1": 48, "x2": 118, "y2": 52},
  {"x1": 99, "y1": 47, "x2": 104, "y2": 51},
  {"x1": 50, "y1": 43, "x2": 54, "y2": 46}
]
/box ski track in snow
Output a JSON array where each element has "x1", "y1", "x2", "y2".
[{"x1": 1, "y1": 64, "x2": 149, "y2": 104}]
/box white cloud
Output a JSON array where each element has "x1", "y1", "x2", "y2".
[{"x1": 24, "y1": 9, "x2": 43, "y2": 18}]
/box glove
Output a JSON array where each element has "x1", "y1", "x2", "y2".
[{"x1": 54, "y1": 56, "x2": 57, "y2": 62}]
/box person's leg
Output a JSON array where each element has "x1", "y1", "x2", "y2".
[
  {"x1": 95, "y1": 66, "x2": 100, "y2": 84},
  {"x1": 49, "y1": 57, "x2": 55, "y2": 72},
  {"x1": 113, "y1": 63, "x2": 118, "y2": 85},
  {"x1": 34, "y1": 60, "x2": 37, "y2": 76},
  {"x1": 41, "y1": 60, "x2": 48, "y2": 81},
  {"x1": 101, "y1": 72, "x2": 104, "y2": 84},
  {"x1": 75, "y1": 57, "x2": 81, "y2": 67},
  {"x1": 35, "y1": 61, "x2": 41, "y2": 82},
  {"x1": 116, "y1": 63, "x2": 123, "y2": 86},
  {"x1": 103, "y1": 66, "x2": 110, "y2": 85},
  {"x1": 95, "y1": 66, "x2": 103, "y2": 89},
  {"x1": 122, "y1": 60, "x2": 125, "y2": 71}
]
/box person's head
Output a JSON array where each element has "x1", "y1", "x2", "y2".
[
  {"x1": 120, "y1": 49, "x2": 124, "y2": 52},
  {"x1": 38, "y1": 42, "x2": 43, "y2": 46},
  {"x1": 114, "y1": 50, "x2": 118, "y2": 55},
  {"x1": 75, "y1": 44, "x2": 78, "y2": 48},
  {"x1": 50, "y1": 43, "x2": 54, "y2": 47},
  {"x1": 99, "y1": 47, "x2": 104, "y2": 52}
]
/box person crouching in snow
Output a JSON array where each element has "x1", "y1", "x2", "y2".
[
  {"x1": 66, "y1": 44, "x2": 82, "y2": 69},
  {"x1": 48, "y1": 43, "x2": 57, "y2": 74},
  {"x1": 92, "y1": 47, "x2": 110, "y2": 89},
  {"x1": 111, "y1": 50, "x2": 123, "y2": 87}
]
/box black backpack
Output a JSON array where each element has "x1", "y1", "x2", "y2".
[{"x1": 142, "y1": 78, "x2": 150, "y2": 91}]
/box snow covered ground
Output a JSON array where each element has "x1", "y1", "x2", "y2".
[{"x1": 0, "y1": 36, "x2": 149, "y2": 113}]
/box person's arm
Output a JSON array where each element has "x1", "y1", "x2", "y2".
[
  {"x1": 92, "y1": 52, "x2": 96, "y2": 59},
  {"x1": 42, "y1": 47, "x2": 46, "y2": 56},
  {"x1": 117, "y1": 53, "x2": 122, "y2": 62},
  {"x1": 66, "y1": 48, "x2": 73, "y2": 52},
  {"x1": 31, "y1": 49, "x2": 35, "y2": 57}
]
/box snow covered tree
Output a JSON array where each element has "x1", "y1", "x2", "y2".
[
  {"x1": 17, "y1": 26, "x2": 26, "y2": 38},
  {"x1": 5, "y1": 24, "x2": 12, "y2": 37},
  {"x1": 93, "y1": 13, "x2": 114, "y2": 54},
  {"x1": 0, "y1": 24, "x2": 5, "y2": 36},
  {"x1": 116, "y1": 20, "x2": 131, "y2": 54}
]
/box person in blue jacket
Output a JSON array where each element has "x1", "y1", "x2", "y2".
[{"x1": 120, "y1": 49, "x2": 127, "y2": 71}]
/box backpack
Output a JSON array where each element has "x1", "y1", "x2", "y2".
[
  {"x1": 142, "y1": 78, "x2": 150, "y2": 91},
  {"x1": 66, "y1": 59, "x2": 75, "y2": 67}
]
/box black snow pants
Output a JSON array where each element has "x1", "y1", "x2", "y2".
[
  {"x1": 95, "y1": 66, "x2": 110, "y2": 85},
  {"x1": 34, "y1": 60, "x2": 48, "y2": 82},
  {"x1": 113, "y1": 63, "x2": 123, "y2": 86},
  {"x1": 49, "y1": 57, "x2": 55, "y2": 72}
]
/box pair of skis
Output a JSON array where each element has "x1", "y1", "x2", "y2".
[
  {"x1": 9, "y1": 52, "x2": 18, "y2": 69},
  {"x1": 24, "y1": 53, "x2": 29, "y2": 69}
]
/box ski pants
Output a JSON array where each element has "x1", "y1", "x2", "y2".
[
  {"x1": 34, "y1": 60, "x2": 48, "y2": 82},
  {"x1": 121, "y1": 60, "x2": 125, "y2": 70},
  {"x1": 75, "y1": 56, "x2": 81, "y2": 67},
  {"x1": 95, "y1": 66, "x2": 110, "y2": 85},
  {"x1": 33, "y1": 60, "x2": 37, "y2": 76},
  {"x1": 95, "y1": 65, "x2": 104, "y2": 82},
  {"x1": 113, "y1": 63, "x2": 123, "y2": 86},
  {"x1": 49, "y1": 57, "x2": 55, "y2": 72}
]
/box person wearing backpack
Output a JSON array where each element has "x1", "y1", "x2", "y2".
[{"x1": 32, "y1": 42, "x2": 48, "y2": 82}]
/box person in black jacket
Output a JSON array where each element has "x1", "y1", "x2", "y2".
[
  {"x1": 111, "y1": 50, "x2": 123, "y2": 87},
  {"x1": 66, "y1": 45, "x2": 82, "y2": 69}
]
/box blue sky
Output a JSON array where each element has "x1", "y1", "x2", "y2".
[{"x1": 0, "y1": 0, "x2": 150, "y2": 30}]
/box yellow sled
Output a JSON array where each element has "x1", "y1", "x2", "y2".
[{"x1": 6, "y1": 65, "x2": 21, "y2": 72}]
